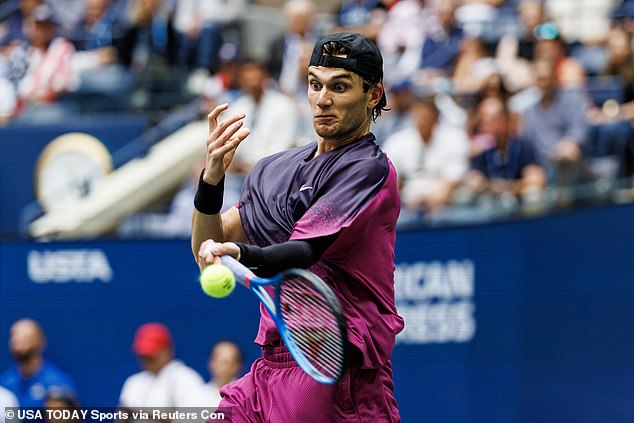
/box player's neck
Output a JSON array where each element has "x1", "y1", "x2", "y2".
[{"x1": 315, "y1": 126, "x2": 369, "y2": 157}]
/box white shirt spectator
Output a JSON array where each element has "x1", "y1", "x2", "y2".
[
  {"x1": 230, "y1": 89, "x2": 298, "y2": 167},
  {"x1": 199, "y1": 381, "x2": 222, "y2": 408},
  {"x1": 0, "y1": 386, "x2": 18, "y2": 423},
  {"x1": 17, "y1": 37, "x2": 75, "y2": 102},
  {"x1": 377, "y1": 0, "x2": 432, "y2": 82},
  {"x1": 119, "y1": 360, "x2": 208, "y2": 407},
  {"x1": 383, "y1": 123, "x2": 469, "y2": 205},
  {"x1": 173, "y1": 0, "x2": 246, "y2": 33}
]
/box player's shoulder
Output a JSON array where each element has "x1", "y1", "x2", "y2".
[
  {"x1": 256, "y1": 142, "x2": 315, "y2": 168},
  {"x1": 329, "y1": 134, "x2": 390, "y2": 182}
]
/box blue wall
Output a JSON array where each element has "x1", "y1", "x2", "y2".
[{"x1": 1, "y1": 204, "x2": 634, "y2": 421}]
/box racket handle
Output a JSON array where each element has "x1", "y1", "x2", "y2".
[{"x1": 220, "y1": 255, "x2": 254, "y2": 285}]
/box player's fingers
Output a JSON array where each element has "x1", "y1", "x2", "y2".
[
  {"x1": 198, "y1": 240, "x2": 217, "y2": 267},
  {"x1": 207, "y1": 103, "x2": 229, "y2": 133},
  {"x1": 209, "y1": 119, "x2": 245, "y2": 150},
  {"x1": 212, "y1": 113, "x2": 245, "y2": 139},
  {"x1": 212, "y1": 242, "x2": 240, "y2": 259},
  {"x1": 210, "y1": 136, "x2": 242, "y2": 158},
  {"x1": 208, "y1": 128, "x2": 250, "y2": 161}
]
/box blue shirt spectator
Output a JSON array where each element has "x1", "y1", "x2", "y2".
[
  {"x1": 0, "y1": 360, "x2": 77, "y2": 407},
  {"x1": 337, "y1": 0, "x2": 381, "y2": 28},
  {"x1": 420, "y1": 2, "x2": 463, "y2": 71},
  {"x1": 471, "y1": 137, "x2": 540, "y2": 179},
  {"x1": 0, "y1": 319, "x2": 77, "y2": 407},
  {"x1": 520, "y1": 59, "x2": 589, "y2": 165}
]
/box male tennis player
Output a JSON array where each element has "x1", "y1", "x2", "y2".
[{"x1": 192, "y1": 32, "x2": 404, "y2": 422}]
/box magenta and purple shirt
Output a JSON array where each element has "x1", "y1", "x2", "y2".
[{"x1": 238, "y1": 133, "x2": 404, "y2": 369}]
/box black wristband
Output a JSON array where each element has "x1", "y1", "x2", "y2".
[{"x1": 194, "y1": 170, "x2": 225, "y2": 215}]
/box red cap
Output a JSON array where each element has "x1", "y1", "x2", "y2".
[{"x1": 133, "y1": 323, "x2": 172, "y2": 357}]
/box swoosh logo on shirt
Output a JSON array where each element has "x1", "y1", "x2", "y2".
[{"x1": 299, "y1": 184, "x2": 313, "y2": 192}]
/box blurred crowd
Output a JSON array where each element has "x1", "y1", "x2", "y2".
[
  {"x1": 0, "y1": 318, "x2": 243, "y2": 411},
  {"x1": 2, "y1": 0, "x2": 634, "y2": 231}
]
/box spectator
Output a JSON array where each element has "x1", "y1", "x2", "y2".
[
  {"x1": 455, "y1": 0, "x2": 504, "y2": 38},
  {"x1": 520, "y1": 58, "x2": 589, "y2": 185},
  {"x1": 452, "y1": 37, "x2": 498, "y2": 95},
  {"x1": 382, "y1": 95, "x2": 469, "y2": 214},
  {"x1": 116, "y1": 0, "x2": 175, "y2": 72},
  {"x1": 0, "y1": 318, "x2": 77, "y2": 407},
  {"x1": 545, "y1": 0, "x2": 616, "y2": 43},
  {"x1": 532, "y1": 22, "x2": 586, "y2": 88},
  {"x1": 0, "y1": 0, "x2": 44, "y2": 46},
  {"x1": 44, "y1": 387, "x2": 81, "y2": 423},
  {"x1": 173, "y1": 0, "x2": 246, "y2": 74},
  {"x1": 417, "y1": 1, "x2": 463, "y2": 83},
  {"x1": 228, "y1": 60, "x2": 298, "y2": 173},
  {"x1": 69, "y1": 0, "x2": 130, "y2": 98},
  {"x1": 71, "y1": 0, "x2": 120, "y2": 51},
  {"x1": 500, "y1": 0, "x2": 545, "y2": 62},
  {"x1": 599, "y1": 26, "x2": 634, "y2": 111},
  {"x1": 372, "y1": 78, "x2": 415, "y2": 145},
  {"x1": 47, "y1": 0, "x2": 87, "y2": 38},
  {"x1": 334, "y1": 0, "x2": 388, "y2": 41},
  {"x1": 119, "y1": 322, "x2": 207, "y2": 407},
  {"x1": 44, "y1": 386, "x2": 80, "y2": 408},
  {"x1": 585, "y1": 27, "x2": 634, "y2": 178},
  {"x1": 14, "y1": 5, "x2": 76, "y2": 110},
  {"x1": 200, "y1": 341, "x2": 243, "y2": 407},
  {"x1": 465, "y1": 97, "x2": 546, "y2": 201},
  {"x1": 268, "y1": 0, "x2": 318, "y2": 95},
  {"x1": 377, "y1": 0, "x2": 431, "y2": 83},
  {"x1": 0, "y1": 387, "x2": 18, "y2": 422},
  {"x1": 495, "y1": 0, "x2": 543, "y2": 91}
]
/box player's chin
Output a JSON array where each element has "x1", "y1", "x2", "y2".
[{"x1": 314, "y1": 123, "x2": 340, "y2": 138}]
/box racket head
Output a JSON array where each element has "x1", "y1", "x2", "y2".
[{"x1": 274, "y1": 268, "x2": 348, "y2": 384}]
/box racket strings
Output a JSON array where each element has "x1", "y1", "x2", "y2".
[{"x1": 280, "y1": 276, "x2": 345, "y2": 379}]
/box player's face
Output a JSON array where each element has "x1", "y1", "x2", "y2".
[{"x1": 307, "y1": 66, "x2": 378, "y2": 142}]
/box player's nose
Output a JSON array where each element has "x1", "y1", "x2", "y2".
[{"x1": 316, "y1": 88, "x2": 333, "y2": 108}]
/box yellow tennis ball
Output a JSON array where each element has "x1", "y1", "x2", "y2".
[{"x1": 200, "y1": 264, "x2": 235, "y2": 298}]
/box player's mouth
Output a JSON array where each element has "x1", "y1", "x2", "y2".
[{"x1": 314, "y1": 115, "x2": 336, "y2": 122}]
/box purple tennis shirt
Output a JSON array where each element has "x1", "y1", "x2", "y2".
[{"x1": 238, "y1": 133, "x2": 404, "y2": 369}]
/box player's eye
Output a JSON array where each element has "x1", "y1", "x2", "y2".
[
  {"x1": 333, "y1": 83, "x2": 347, "y2": 92},
  {"x1": 309, "y1": 81, "x2": 321, "y2": 90}
]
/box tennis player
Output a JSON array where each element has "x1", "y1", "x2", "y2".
[{"x1": 192, "y1": 32, "x2": 404, "y2": 422}]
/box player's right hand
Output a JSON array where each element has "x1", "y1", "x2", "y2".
[
  {"x1": 203, "y1": 103, "x2": 251, "y2": 186},
  {"x1": 198, "y1": 239, "x2": 240, "y2": 269}
]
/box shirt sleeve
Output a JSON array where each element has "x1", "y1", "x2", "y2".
[{"x1": 290, "y1": 156, "x2": 389, "y2": 240}]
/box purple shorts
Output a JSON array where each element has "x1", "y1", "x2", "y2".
[{"x1": 219, "y1": 344, "x2": 400, "y2": 422}]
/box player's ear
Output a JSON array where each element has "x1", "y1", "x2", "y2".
[{"x1": 367, "y1": 83, "x2": 383, "y2": 110}]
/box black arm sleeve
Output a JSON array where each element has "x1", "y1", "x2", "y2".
[{"x1": 235, "y1": 235, "x2": 338, "y2": 278}]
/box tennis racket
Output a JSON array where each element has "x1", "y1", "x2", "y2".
[{"x1": 220, "y1": 255, "x2": 348, "y2": 384}]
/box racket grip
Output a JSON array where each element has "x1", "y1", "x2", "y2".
[{"x1": 220, "y1": 255, "x2": 254, "y2": 285}]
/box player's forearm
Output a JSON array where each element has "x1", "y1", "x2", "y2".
[
  {"x1": 191, "y1": 211, "x2": 224, "y2": 259},
  {"x1": 236, "y1": 235, "x2": 337, "y2": 278}
]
